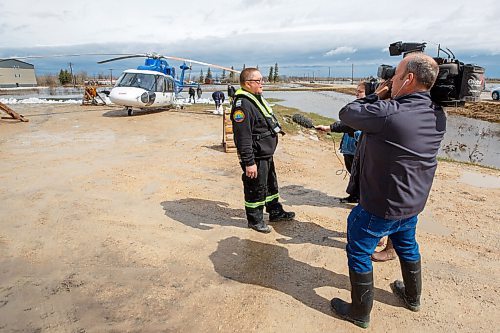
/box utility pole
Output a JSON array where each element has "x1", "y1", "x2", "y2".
[
  {"x1": 351, "y1": 63, "x2": 354, "y2": 85},
  {"x1": 68, "y1": 62, "x2": 75, "y2": 87},
  {"x1": 328, "y1": 67, "x2": 331, "y2": 81},
  {"x1": 109, "y1": 69, "x2": 113, "y2": 85}
]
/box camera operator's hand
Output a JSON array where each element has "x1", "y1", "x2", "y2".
[
  {"x1": 375, "y1": 80, "x2": 392, "y2": 100},
  {"x1": 315, "y1": 125, "x2": 331, "y2": 132}
]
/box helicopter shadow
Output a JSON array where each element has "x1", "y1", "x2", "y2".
[
  {"x1": 161, "y1": 198, "x2": 346, "y2": 249},
  {"x1": 102, "y1": 108, "x2": 170, "y2": 117},
  {"x1": 209, "y1": 236, "x2": 400, "y2": 316},
  {"x1": 280, "y1": 184, "x2": 351, "y2": 208}
]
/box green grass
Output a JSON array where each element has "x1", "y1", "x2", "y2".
[
  {"x1": 437, "y1": 157, "x2": 499, "y2": 171},
  {"x1": 267, "y1": 99, "x2": 342, "y2": 140}
]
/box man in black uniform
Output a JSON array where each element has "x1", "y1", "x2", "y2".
[{"x1": 231, "y1": 68, "x2": 295, "y2": 233}]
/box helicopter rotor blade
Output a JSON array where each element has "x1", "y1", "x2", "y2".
[
  {"x1": 2, "y1": 53, "x2": 128, "y2": 60},
  {"x1": 161, "y1": 56, "x2": 240, "y2": 73},
  {"x1": 97, "y1": 54, "x2": 148, "y2": 64}
]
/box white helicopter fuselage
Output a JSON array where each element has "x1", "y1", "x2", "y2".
[{"x1": 108, "y1": 69, "x2": 176, "y2": 109}]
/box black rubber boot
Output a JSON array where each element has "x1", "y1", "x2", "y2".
[
  {"x1": 331, "y1": 270, "x2": 373, "y2": 329},
  {"x1": 390, "y1": 259, "x2": 421, "y2": 312},
  {"x1": 247, "y1": 221, "x2": 272, "y2": 233}
]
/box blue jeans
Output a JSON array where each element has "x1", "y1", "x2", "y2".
[{"x1": 347, "y1": 205, "x2": 420, "y2": 273}]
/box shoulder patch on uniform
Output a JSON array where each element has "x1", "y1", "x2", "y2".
[
  {"x1": 235, "y1": 99, "x2": 242, "y2": 107},
  {"x1": 233, "y1": 110, "x2": 245, "y2": 123}
]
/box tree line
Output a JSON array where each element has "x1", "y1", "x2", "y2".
[
  {"x1": 37, "y1": 63, "x2": 282, "y2": 86},
  {"x1": 198, "y1": 63, "x2": 281, "y2": 84}
]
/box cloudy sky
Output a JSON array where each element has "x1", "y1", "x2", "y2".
[{"x1": 1, "y1": 0, "x2": 499, "y2": 77}]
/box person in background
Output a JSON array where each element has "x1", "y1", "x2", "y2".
[
  {"x1": 228, "y1": 84, "x2": 236, "y2": 105},
  {"x1": 330, "y1": 53, "x2": 446, "y2": 328},
  {"x1": 197, "y1": 84, "x2": 202, "y2": 99},
  {"x1": 212, "y1": 90, "x2": 225, "y2": 115},
  {"x1": 230, "y1": 68, "x2": 295, "y2": 233},
  {"x1": 188, "y1": 86, "x2": 196, "y2": 103},
  {"x1": 315, "y1": 81, "x2": 365, "y2": 203},
  {"x1": 317, "y1": 81, "x2": 397, "y2": 260}
]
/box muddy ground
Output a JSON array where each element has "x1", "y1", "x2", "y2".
[{"x1": 0, "y1": 104, "x2": 499, "y2": 332}]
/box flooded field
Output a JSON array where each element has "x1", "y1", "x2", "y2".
[{"x1": 265, "y1": 91, "x2": 500, "y2": 168}]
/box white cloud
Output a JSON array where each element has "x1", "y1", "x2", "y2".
[
  {"x1": 324, "y1": 47, "x2": 357, "y2": 56},
  {"x1": 1, "y1": 0, "x2": 500, "y2": 76}
]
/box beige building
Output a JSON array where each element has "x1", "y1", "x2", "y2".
[{"x1": 0, "y1": 59, "x2": 37, "y2": 88}]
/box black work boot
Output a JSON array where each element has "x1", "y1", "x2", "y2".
[
  {"x1": 390, "y1": 259, "x2": 421, "y2": 312},
  {"x1": 331, "y1": 270, "x2": 373, "y2": 329},
  {"x1": 247, "y1": 221, "x2": 272, "y2": 233},
  {"x1": 269, "y1": 209, "x2": 295, "y2": 222}
]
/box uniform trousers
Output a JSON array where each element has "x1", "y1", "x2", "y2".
[{"x1": 240, "y1": 157, "x2": 281, "y2": 225}]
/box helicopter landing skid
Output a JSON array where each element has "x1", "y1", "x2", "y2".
[{"x1": 124, "y1": 107, "x2": 133, "y2": 116}]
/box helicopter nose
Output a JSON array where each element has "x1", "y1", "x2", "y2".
[{"x1": 141, "y1": 92, "x2": 156, "y2": 106}]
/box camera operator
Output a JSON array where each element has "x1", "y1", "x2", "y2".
[{"x1": 330, "y1": 53, "x2": 446, "y2": 328}]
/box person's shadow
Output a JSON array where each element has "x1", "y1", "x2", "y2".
[
  {"x1": 272, "y1": 220, "x2": 346, "y2": 249},
  {"x1": 209, "y1": 237, "x2": 400, "y2": 316},
  {"x1": 161, "y1": 198, "x2": 346, "y2": 249},
  {"x1": 280, "y1": 184, "x2": 351, "y2": 208},
  {"x1": 160, "y1": 198, "x2": 247, "y2": 230}
]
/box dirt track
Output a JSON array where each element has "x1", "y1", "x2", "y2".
[{"x1": 0, "y1": 104, "x2": 499, "y2": 332}]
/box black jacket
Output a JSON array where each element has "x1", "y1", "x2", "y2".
[
  {"x1": 231, "y1": 94, "x2": 278, "y2": 166},
  {"x1": 212, "y1": 91, "x2": 225, "y2": 102},
  {"x1": 339, "y1": 92, "x2": 446, "y2": 219}
]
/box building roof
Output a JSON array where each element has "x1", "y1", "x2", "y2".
[{"x1": 0, "y1": 59, "x2": 35, "y2": 69}]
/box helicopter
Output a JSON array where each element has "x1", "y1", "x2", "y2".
[{"x1": 97, "y1": 53, "x2": 239, "y2": 116}]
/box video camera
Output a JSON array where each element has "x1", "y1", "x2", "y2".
[
  {"x1": 377, "y1": 42, "x2": 427, "y2": 80},
  {"x1": 376, "y1": 41, "x2": 485, "y2": 106}
]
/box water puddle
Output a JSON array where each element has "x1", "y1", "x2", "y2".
[
  {"x1": 459, "y1": 171, "x2": 500, "y2": 188},
  {"x1": 419, "y1": 209, "x2": 452, "y2": 236}
]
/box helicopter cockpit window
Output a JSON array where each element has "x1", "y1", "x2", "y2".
[
  {"x1": 155, "y1": 75, "x2": 164, "y2": 92},
  {"x1": 116, "y1": 73, "x2": 156, "y2": 90}
]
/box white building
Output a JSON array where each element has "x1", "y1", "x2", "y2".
[{"x1": 0, "y1": 59, "x2": 37, "y2": 88}]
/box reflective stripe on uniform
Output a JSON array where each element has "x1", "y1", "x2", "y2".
[
  {"x1": 244, "y1": 193, "x2": 279, "y2": 208},
  {"x1": 265, "y1": 193, "x2": 279, "y2": 202},
  {"x1": 245, "y1": 200, "x2": 266, "y2": 208},
  {"x1": 234, "y1": 89, "x2": 274, "y2": 117}
]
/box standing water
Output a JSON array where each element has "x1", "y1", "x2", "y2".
[{"x1": 265, "y1": 90, "x2": 500, "y2": 168}]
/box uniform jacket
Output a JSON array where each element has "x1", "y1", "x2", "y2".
[
  {"x1": 339, "y1": 92, "x2": 446, "y2": 219},
  {"x1": 231, "y1": 90, "x2": 278, "y2": 166}
]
